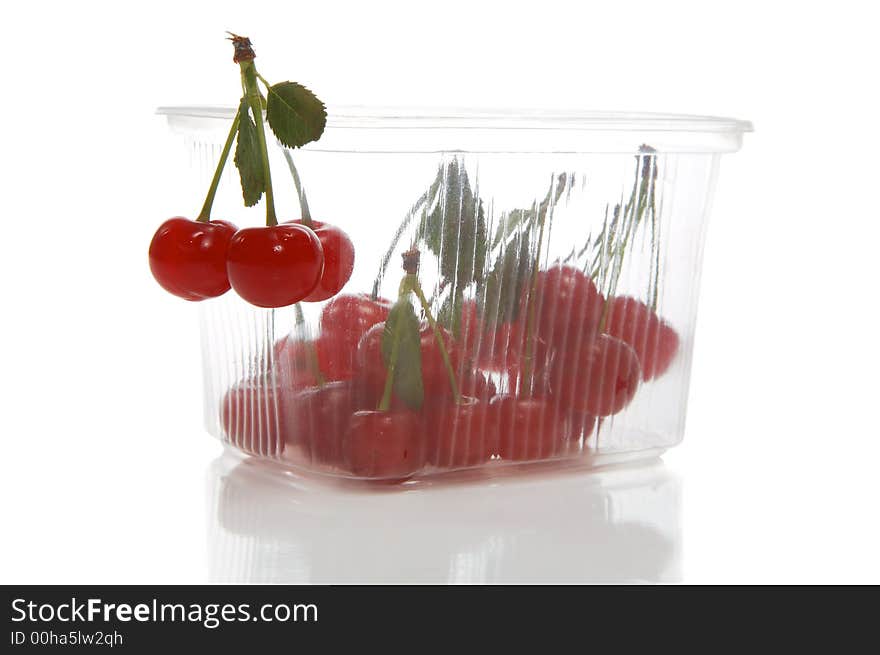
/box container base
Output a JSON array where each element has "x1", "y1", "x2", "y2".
[{"x1": 218, "y1": 441, "x2": 668, "y2": 490}]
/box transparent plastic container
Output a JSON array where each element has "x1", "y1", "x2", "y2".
[{"x1": 159, "y1": 106, "x2": 750, "y2": 483}]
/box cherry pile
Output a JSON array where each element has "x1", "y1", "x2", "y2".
[{"x1": 221, "y1": 264, "x2": 680, "y2": 480}]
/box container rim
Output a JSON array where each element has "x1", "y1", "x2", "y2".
[{"x1": 156, "y1": 105, "x2": 753, "y2": 134}]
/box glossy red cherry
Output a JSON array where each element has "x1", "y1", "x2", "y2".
[
  {"x1": 428, "y1": 397, "x2": 497, "y2": 468},
  {"x1": 319, "y1": 294, "x2": 392, "y2": 379},
  {"x1": 548, "y1": 334, "x2": 641, "y2": 417},
  {"x1": 289, "y1": 220, "x2": 355, "y2": 302},
  {"x1": 604, "y1": 296, "x2": 680, "y2": 380},
  {"x1": 343, "y1": 411, "x2": 425, "y2": 478},
  {"x1": 491, "y1": 395, "x2": 577, "y2": 461},
  {"x1": 321, "y1": 294, "x2": 392, "y2": 346},
  {"x1": 148, "y1": 217, "x2": 237, "y2": 301},
  {"x1": 226, "y1": 224, "x2": 324, "y2": 308},
  {"x1": 522, "y1": 264, "x2": 604, "y2": 349},
  {"x1": 220, "y1": 378, "x2": 290, "y2": 458}
]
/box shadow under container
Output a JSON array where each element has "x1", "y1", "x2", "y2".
[{"x1": 159, "y1": 107, "x2": 750, "y2": 483}]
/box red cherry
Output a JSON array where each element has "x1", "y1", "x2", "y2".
[
  {"x1": 220, "y1": 378, "x2": 290, "y2": 458},
  {"x1": 319, "y1": 293, "x2": 392, "y2": 377},
  {"x1": 289, "y1": 220, "x2": 356, "y2": 302},
  {"x1": 288, "y1": 381, "x2": 365, "y2": 465},
  {"x1": 491, "y1": 395, "x2": 577, "y2": 461},
  {"x1": 548, "y1": 334, "x2": 641, "y2": 417},
  {"x1": 604, "y1": 296, "x2": 680, "y2": 380},
  {"x1": 343, "y1": 411, "x2": 425, "y2": 478},
  {"x1": 354, "y1": 323, "x2": 387, "y2": 392},
  {"x1": 522, "y1": 264, "x2": 604, "y2": 349},
  {"x1": 226, "y1": 224, "x2": 324, "y2": 308},
  {"x1": 428, "y1": 397, "x2": 498, "y2": 468},
  {"x1": 148, "y1": 217, "x2": 236, "y2": 301}
]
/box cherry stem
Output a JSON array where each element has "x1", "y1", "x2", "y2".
[
  {"x1": 196, "y1": 111, "x2": 240, "y2": 222},
  {"x1": 410, "y1": 276, "x2": 461, "y2": 404},
  {"x1": 378, "y1": 280, "x2": 411, "y2": 412},
  {"x1": 239, "y1": 60, "x2": 277, "y2": 227},
  {"x1": 293, "y1": 303, "x2": 326, "y2": 387},
  {"x1": 521, "y1": 190, "x2": 553, "y2": 394},
  {"x1": 282, "y1": 149, "x2": 313, "y2": 227}
]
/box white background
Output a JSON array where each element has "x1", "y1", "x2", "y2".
[{"x1": 1, "y1": 0, "x2": 878, "y2": 583}]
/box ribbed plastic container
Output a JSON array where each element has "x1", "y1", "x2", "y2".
[{"x1": 159, "y1": 106, "x2": 750, "y2": 483}]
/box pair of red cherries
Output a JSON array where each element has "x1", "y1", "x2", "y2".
[{"x1": 148, "y1": 217, "x2": 355, "y2": 307}]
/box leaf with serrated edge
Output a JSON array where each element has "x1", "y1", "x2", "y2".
[
  {"x1": 233, "y1": 99, "x2": 265, "y2": 207},
  {"x1": 381, "y1": 299, "x2": 424, "y2": 410},
  {"x1": 266, "y1": 82, "x2": 327, "y2": 148}
]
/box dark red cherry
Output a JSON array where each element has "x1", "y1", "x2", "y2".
[
  {"x1": 148, "y1": 217, "x2": 236, "y2": 301},
  {"x1": 288, "y1": 220, "x2": 355, "y2": 302},
  {"x1": 226, "y1": 223, "x2": 324, "y2": 308},
  {"x1": 343, "y1": 411, "x2": 425, "y2": 479},
  {"x1": 548, "y1": 333, "x2": 641, "y2": 417},
  {"x1": 604, "y1": 296, "x2": 680, "y2": 380},
  {"x1": 428, "y1": 397, "x2": 498, "y2": 468},
  {"x1": 521, "y1": 264, "x2": 604, "y2": 349},
  {"x1": 490, "y1": 395, "x2": 577, "y2": 461}
]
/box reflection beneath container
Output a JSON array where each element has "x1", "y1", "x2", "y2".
[{"x1": 207, "y1": 451, "x2": 681, "y2": 583}]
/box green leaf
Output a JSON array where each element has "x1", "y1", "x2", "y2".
[
  {"x1": 478, "y1": 174, "x2": 571, "y2": 325},
  {"x1": 418, "y1": 160, "x2": 487, "y2": 287},
  {"x1": 381, "y1": 299, "x2": 424, "y2": 410},
  {"x1": 480, "y1": 231, "x2": 533, "y2": 325},
  {"x1": 233, "y1": 99, "x2": 265, "y2": 207},
  {"x1": 414, "y1": 159, "x2": 487, "y2": 336},
  {"x1": 265, "y1": 82, "x2": 327, "y2": 148}
]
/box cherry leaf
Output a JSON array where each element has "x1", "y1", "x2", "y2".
[
  {"x1": 233, "y1": 99, "x2": 265, "y2": 207},
  {"x1": 381, "y1": 299, "x2": 424, "y2": 410},
  {"x1": 265, "y1": 82, "x2": 327, "y2": 148}
]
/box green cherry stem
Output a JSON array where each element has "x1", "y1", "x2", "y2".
[
  {"x1": 292, "y1": 303, "x2": 326, "y2": 387},
  {"x1": 239, "y1": 60, "x2": 278, "y2": 227},
  {"x1": 282, "y1": 149, "x2": 313, "y2": 227},
  {"x1": 378, "y1": 278, "x2": 412, "y2": 412},
  {"x1": 410, "y1": 276, "x2": 461, "y2": 404},
  {"x1": 521, "y1": 194, "x2": 553, "y2": 394},
  {"x1": 195, "y1": 111, "x2": 240, "y2": 222}
]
